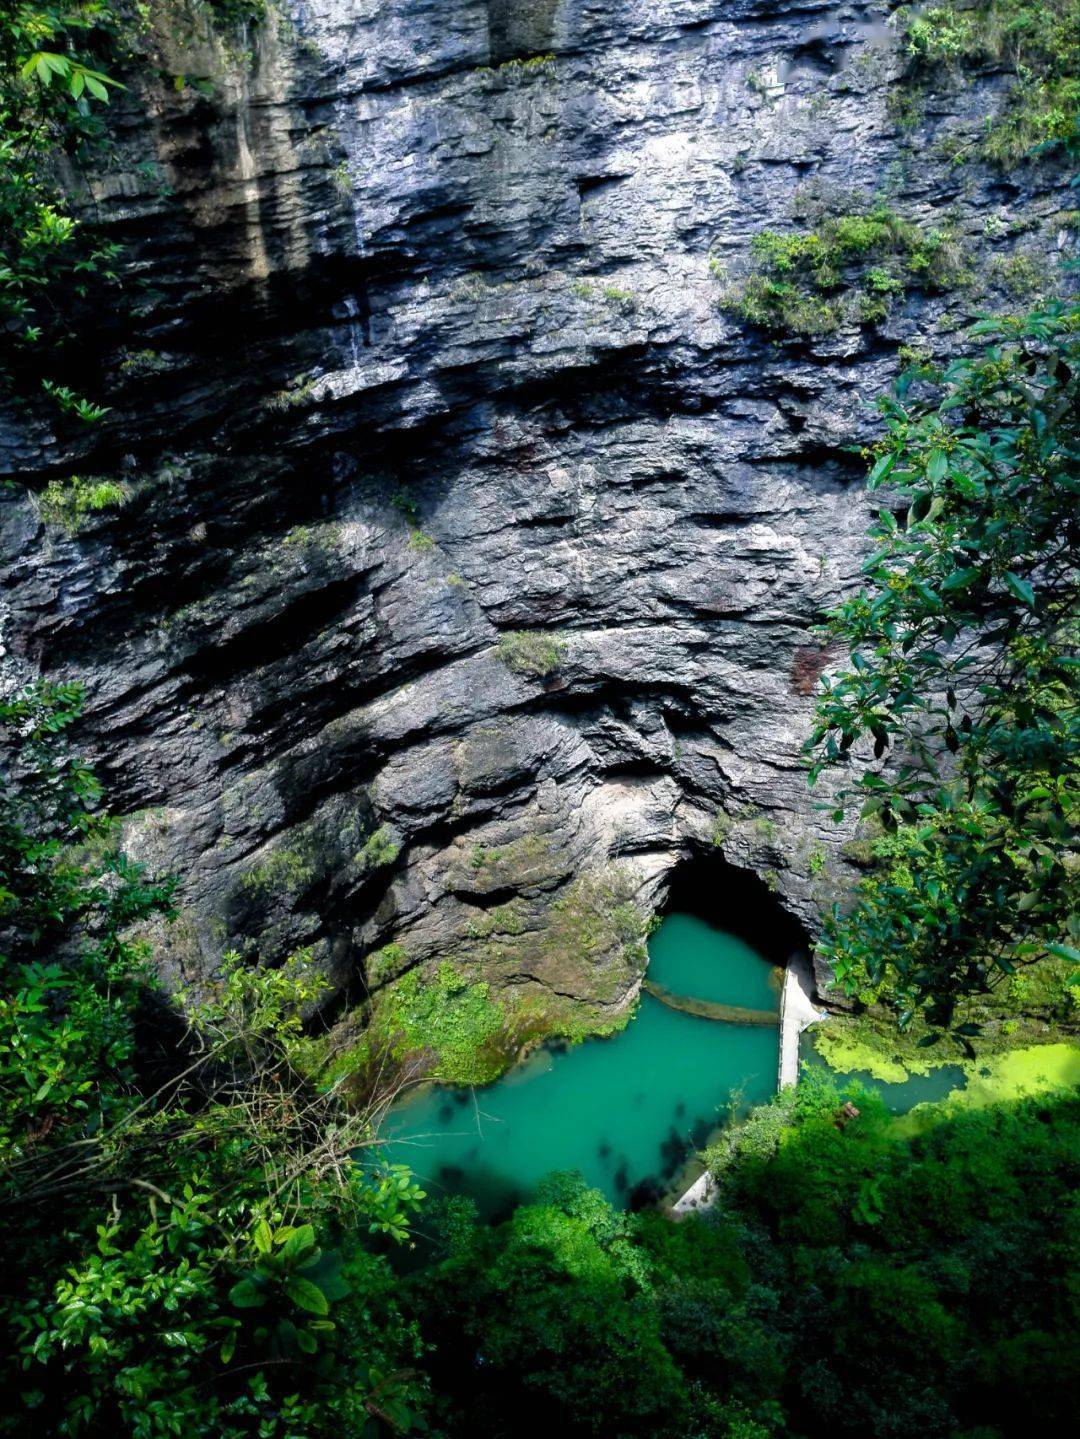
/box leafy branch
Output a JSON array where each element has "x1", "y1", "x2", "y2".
[{"x1": 808, "y1": 302, "x2": 1080, "y2": 1028}]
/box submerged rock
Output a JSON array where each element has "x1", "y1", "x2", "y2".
[{"x1": 642, "y1": 980, "x2": 777, "y2": 1026}]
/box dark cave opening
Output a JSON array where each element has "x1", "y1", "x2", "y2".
[{"x1": 662, "y1": 852, "x2": 809, "y2": 968}]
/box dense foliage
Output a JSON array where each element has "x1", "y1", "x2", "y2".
[
  {"x1": 810, "y1": 302, "x2": 1080, "y2": 1027},
  {"x1": 897, "y1": 0, "x2": 1080, "y2": 165},
  {"x1": 0, "y1": 686, "x2": 428, "y2": 1437},
  {"x1": 410, "y1": 1073, "x2": 1080, "y2": 1439},
  {"x1": 719, "y1": 203, "x2": 964, "y2": 336},
  {"x1": 4, "y1": 687, "x2": 1076, "y2": 1437}
]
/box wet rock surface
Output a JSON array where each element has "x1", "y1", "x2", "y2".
[{"x1": 0, "y1": 0, "x2": 1072, "y2": 1024}]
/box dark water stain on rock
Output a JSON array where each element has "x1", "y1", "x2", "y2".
[{"x1": 486, "y1": 0, "x2": 561, "y2": 64}]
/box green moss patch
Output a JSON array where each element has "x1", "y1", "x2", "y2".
[
  {"x1": 812, "y1": 996, "x2": 1080, "y2": 1128},
  {"x1": 814, "y1": 949, "x2": 1079, "y2": 1083},
  {"x1": 897, "y1": 0, "x2": 1079, "y2": 166},
  {"x1": 365, "y1": 941, "x2": 409, "y2": 989},
  {"x1": 369, "y1": 963, "x2": 515, "y2": 1086},
  {"x1": 313, "y1": 868, "x2": 652, "y2": 1095},
  {"x1": 718, "y1": 203, "x2": 965, "y2": 336},
  {"x1": 938, "y1": 1042, "x2": 1080, "y2": 1109},
  {"x1": 813, "y1": 1025, "x2": 915, "y2": 1083}
]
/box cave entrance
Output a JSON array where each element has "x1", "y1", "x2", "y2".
[
  {"x1": 662, "y1": 854, "x2": 808, "y2": 965},
  {"x1": 645, "y1": 855, "x2": 809, "y2": 1018}
]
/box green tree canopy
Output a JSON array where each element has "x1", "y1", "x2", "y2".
[
  {"x1": 0, "y1": 684, "x2": 427, "y2": 1436},
  {"x1": 810, "y1": 302, "x2": 1079, "y2": 1027}
]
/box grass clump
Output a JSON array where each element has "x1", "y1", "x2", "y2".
[
  {"x1": 372, "y1": 963, "x2": 513, "y2": 1086},
  {"x1": 263, "y1": 372, "x2": 318, "y2": 411},
  {"x1": 476, "y1": 53, "x2": 557, "y2": 79},
  {"x1": 495, "y1": 629, "x2": 566, "y2": 678},
  {"x1": 357, "y1": 825, "x2": 400, "y2": 870},
  {"x1": 720, "y1": 203, "x2": 965, "y2": 336},
  {"x1": 240, "y1": 847, "x2": 315, "y2": 901},
  {"x1": 37, "y1": 476, "x2": 127, "y2": 531},
  {"x1": 897, "y1": 0, "x2": 1080, "y2": 165},
  {"x1": 600, "y1": 284, "x2": 635, "y2": 311},
  {"x1": 571, "y1": 279, "x2": 636, "y2": 312}
]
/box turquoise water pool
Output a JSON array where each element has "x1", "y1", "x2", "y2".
[{"x1": 382, "y1": 911, "x2": 780, "y2": 1215}]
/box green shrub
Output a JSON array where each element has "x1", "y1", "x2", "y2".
[
  {"x1": 721, "y1": 202, "x2": 965, "y2": 336},
  {"x1": 495, "y1": 629, "x2": 566, "y2": 677},
  {"x1": 809, "y1": 303, "x2": 1080, "y2": 1025}
]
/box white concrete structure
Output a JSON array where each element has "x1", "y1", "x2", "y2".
[
  {"x1": 671, "y1": 953, "x2": 825, "y2": 1216},
  {"x1": 778, "y1": 952, "x2": 825, "y2": 1091}
]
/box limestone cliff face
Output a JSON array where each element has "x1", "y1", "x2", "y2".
[{"x1": 0, "y1": 1, "x2": 1071, "y2": 1028}]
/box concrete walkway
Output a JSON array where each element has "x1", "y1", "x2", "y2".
[
  {"x1": 778, "y1": 951, "x2": 824, "y2": 1091},
  {"x1": 670, "y1": 952, "x2": 824, "y2": 1218},
  {"x1": 670, "y1": 1164, "x2": 717, "y2": 1216}
]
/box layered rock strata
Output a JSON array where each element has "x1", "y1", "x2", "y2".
[{"x1": 1, "y1": 0, "x2": 1072, "y2": 1034}]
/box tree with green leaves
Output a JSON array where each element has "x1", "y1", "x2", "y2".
[
  {"x1": 0, "y1": 683, "x2": 427, "y2": 1437},
  {"x1": 809, "y1": 301, "x2": 1079, "y2": 1029},
  {"x1": 0, "y1": 4, "x2": 126, "y2": 392}
]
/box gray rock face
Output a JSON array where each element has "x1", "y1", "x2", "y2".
[{"x1": 0, "y1": 0, "x2": 1072, "y2": 1025}]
